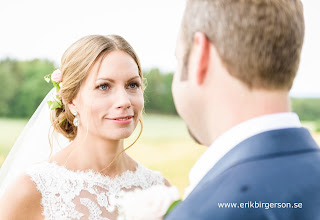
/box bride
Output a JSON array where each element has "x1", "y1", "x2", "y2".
[{"x1": 0, "y1": 35, "x2": 168, "y2": 219}]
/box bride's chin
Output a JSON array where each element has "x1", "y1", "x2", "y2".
[{"x1": 101, "y1": 130, "x2": 134, "y2": 141}]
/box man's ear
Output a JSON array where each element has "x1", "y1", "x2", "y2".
[{"x1": 193, "y1": 32, "x2": 210, "y2": 85}]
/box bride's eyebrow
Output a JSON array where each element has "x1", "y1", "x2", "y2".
[
  {"x1": 127, "y1": 76, "x2": 141, "y2": 81},
  {"x1": 96, "y1": 76, "x2": 140, "y2": 82},
  {"x1": 96, "y1": 78, "x2": 115, "y2": 83}
]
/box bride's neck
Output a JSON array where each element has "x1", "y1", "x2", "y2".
[{"x1": 55, "y1": 133, "x2": 135, "y2": 177}]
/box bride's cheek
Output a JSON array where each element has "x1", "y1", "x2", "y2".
[{"x1": 134, "y1": 99, "x2": 144, "y2": 114}]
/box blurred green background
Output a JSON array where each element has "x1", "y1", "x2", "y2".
[{"x1": 1, "y1": 58, "x2": 320, "y2": 196}]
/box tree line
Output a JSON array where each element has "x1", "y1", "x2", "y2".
[
  {"x1": 0, "y1": 58, "x2": 176, "y2": 118},
  {"x1": 1, "y1": 58, "x2": 320, "y2": 120}
]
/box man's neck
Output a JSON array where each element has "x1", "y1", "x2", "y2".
[{"x1": 206, "y1": 89, "x2": 291, "y2": 145}]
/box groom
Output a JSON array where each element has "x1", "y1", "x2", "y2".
[{"x1": 166, "y1": 0, "x2": 320, "y2": 219}]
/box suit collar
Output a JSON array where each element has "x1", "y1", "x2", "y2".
[
  {"x1": 194, "y1": 128, "x2": 319, "y2": 191},
  {"x1": 186, "y1": 112, "x2": 301, "y2": 199}
]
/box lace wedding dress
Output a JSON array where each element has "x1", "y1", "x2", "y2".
[{"x1": 25, "y1": 161, "x2": 165, "y2": 220}]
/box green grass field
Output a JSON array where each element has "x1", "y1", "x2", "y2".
[
  {"x1": 0, "y1": 114, "x2": 206, "y2": 196},
  {"x1": 0, "y1": 118, "x2": 28, "y2": 166},
  {"x1": 2, "y1": 115, "x2": 320, "y2": 197}
]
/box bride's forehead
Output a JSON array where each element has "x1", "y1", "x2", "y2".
[
  {"x1": 97, "y1": 71, "x2": 139, "y2": 79},
  {"x1": 88, "y1": 52, "x2": 139, "y2": 80},
  {"x1": 84, "y1": 70, "x2": 140, "y2": 85},
  {"x1": 101, "y1": 50, "x2": 138, "y2": 69},
  {"x1": 88, "y1": 68, "x2": 140, "y2": 82}
]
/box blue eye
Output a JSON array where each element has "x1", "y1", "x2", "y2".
[
  {"x1": 97, "y1": 84, "x2": 109, "y2": 91},
  {"x1": 128, "y1": 82, "x2": 140, "y2": 89}
]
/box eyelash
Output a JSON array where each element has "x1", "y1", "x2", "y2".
[
  {"x1": 97, "y1": 83, "x2": 110, "y2": 91},
  {"x1": 127, "y1": 82, "x2": 141, "y2": 89},
  {"x1": 96, "y1": 82, "x2": 141, "y2": 91}
]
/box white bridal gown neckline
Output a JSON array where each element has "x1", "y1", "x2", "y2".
[{"x1": 26, "y1": 160, "x2": 165, "y2": 220}]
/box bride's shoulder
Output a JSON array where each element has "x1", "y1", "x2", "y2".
[
  {"x1": 25, "y1": 161, "x2": 65, "y2": 188},
  {"x1": 0, "y1": 173, "x2": 42, "y2": 219},
  {"x1": 3, "y1": 173, "x2": 41, "y2": 200},
  {"x1": 137, "y1": 164, "x2": 171, "y2": 186}
]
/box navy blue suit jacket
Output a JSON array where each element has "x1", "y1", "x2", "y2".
[{"x1": 166, "y1": 128, "x2": 320, "y2": 220}]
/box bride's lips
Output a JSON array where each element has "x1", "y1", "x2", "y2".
[{"x1": 106, "y1": 115, "x2": 134, "y2": 125}]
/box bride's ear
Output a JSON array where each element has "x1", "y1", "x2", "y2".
[{"x1": 67, "y1": 100, "x2": 77, "y2": 114}]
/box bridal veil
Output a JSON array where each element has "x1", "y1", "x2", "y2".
[{"x1": 0, "y1": 88, "x2": 69, "y2": 197}]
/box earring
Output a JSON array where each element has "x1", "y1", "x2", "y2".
[{"x1": 72, "y1": 111, "x2": 79, "y2": 127}]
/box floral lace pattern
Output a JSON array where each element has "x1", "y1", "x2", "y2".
[
  {"x1": 80, "y1": 198, "x2": 109, "y2": 220},
  {"x1": 26, "y1": 161, "x2": 165, "y2": 220}
]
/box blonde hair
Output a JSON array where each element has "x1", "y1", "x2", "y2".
[
  {"x1": 51, "y1": 35, "x2": 144, "y2": 141},
  {"x1": 181, "y1": 0, "x2": 305, "y2": 90}
]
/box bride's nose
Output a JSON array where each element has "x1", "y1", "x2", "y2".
[{"x1": 115, "y1": 88, "x2": 131, "y2": 109}]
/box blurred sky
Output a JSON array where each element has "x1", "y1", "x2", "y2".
[{"x1": 0, "y1": 0, "x2": 319, "y2": 97}]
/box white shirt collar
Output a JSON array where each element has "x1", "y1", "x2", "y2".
[{"x1": 183, "y1": 112, "x2": 301, "y2": 199}]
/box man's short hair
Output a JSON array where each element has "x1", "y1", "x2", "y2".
[{"x1": 181, "y1": 0, "x2": 305, "y2": 90}]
